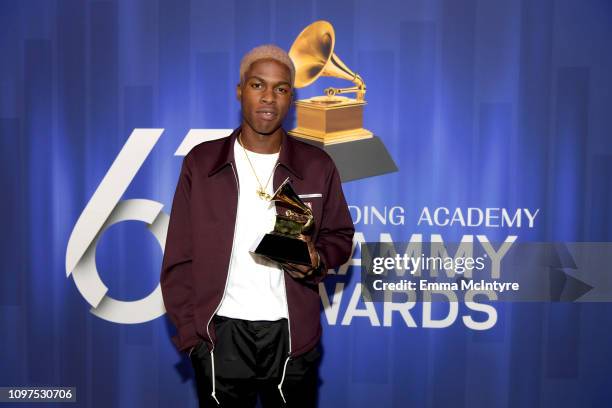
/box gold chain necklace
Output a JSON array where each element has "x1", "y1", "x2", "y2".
[{"x1": 238, "y1": 133, "x2": 280, "y2": 201}]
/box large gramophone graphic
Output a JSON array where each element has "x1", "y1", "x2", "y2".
[{"x1": 288, "y1": 20, "x2": 397, "y2": 182}]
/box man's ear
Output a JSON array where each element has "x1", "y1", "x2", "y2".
[{"x1": 236, "y1": 83, "x2": 242, "y2": 101}]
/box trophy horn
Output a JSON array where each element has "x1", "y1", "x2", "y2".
[
  {"x1": 271, "y1": 178, "x2": 313, "y2": 218},
  {"x1": 270, "y1": 178, "x2": 314, "y2": 233},
  {"x1": 289, "y1": 20, "x2": 366, "y2": 101}
]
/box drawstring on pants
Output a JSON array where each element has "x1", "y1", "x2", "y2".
[
  {"x1": 277, "y1": 356, "x2": 291, "y2": 404},
  {"x1": 210, "y1": 350, "x2": 220, "y2": 405}
]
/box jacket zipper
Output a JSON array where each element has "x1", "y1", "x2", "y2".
[
  {"x1": 282, "y1": 271, "x2": 292, "y2": 354},
  {"x1": 278, "y1": 259, "x2": 292, "y2": 403},
  {"x1": 273, "y1": 162, "x2": 292, "y2": 402},
  {"x1": 205, "y1": 162, "x2": 240, "y2": 350},
  {"x1": 205, "y1": 162, "x2": 240, "y2": 405},
  {"x1": 270, "y1": 163, "x2": 291, "y2": 357}
]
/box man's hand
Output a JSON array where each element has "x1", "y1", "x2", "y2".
[{"x1": 281, "y1": 234, "x2": 320, "y2": 279}]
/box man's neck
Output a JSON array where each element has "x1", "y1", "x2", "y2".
[{"x1": 240, "y1": 125, "x2": 283, "y2": 154}]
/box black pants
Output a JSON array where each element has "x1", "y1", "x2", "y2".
[{"x1": 191, "y1": 315, "x2": 320, "y2": 408}]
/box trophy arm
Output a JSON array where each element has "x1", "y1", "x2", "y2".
[
  {"x1": 271, "y1": 177, "x2": 315, "y2": 217},
  {"x1": 323, "y1": 73, "x2": 366, "y2": 101},
  {"x1": 302, "y1": 216, "x2": 315, "y2": 234}
]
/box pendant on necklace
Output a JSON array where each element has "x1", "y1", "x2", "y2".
[{"x1": 257, "y1": 188, "x2": 271, "y2": 201}]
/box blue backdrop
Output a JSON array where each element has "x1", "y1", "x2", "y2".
[{"x1": 2, "y1": 0, "x2": 612, "y2": 407}]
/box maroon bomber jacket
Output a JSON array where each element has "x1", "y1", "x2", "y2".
[{"x1": 160, "y1": 127, "x2": 355, "y2": 358}]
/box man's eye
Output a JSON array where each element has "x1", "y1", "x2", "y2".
[
  {"x1": 251, "y1": 83, "x2": 263, "y2": 89},
  {"x1": 276, "y1": 87, "x2": 289, "y2": 94}
]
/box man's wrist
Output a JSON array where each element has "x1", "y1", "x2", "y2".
[
  {"x1": 314, "y1": 251, "x2": 321, "y2": 270},
  {"x1": 305, "y1": 252, "x2": 324, "y2": 279}
]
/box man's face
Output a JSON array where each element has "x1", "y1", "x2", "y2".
[{"x1": 237, "y1": 58, "x2": 293, "y2": 135}]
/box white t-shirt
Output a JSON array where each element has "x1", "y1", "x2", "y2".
[{"x1": 215, "y1": 139, "x2": 288, "y2": 321}]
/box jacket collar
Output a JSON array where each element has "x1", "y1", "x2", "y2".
[{"x1": 208, "y1": 126, "x2": 304, "y2": 180}]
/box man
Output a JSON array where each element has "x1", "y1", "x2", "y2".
[{"x1": 160, "y1": 44, "x2": 354, "y2": 407}]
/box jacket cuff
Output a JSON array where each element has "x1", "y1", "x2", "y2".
[{"x1": 171, "y1": 320, "x2": 200, "y2": 354}]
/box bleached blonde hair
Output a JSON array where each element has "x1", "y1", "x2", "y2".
[{"x1": 239, "y1": 44, "x2": 295, "y2": 87}]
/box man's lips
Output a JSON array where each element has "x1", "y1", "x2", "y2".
[{"x1": 255, "y1": 109, "x2": 278, "y2": 121}]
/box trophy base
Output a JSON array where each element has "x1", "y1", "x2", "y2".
[
  {"x1": 289, "y1": 97, "x2": 372, "y2": 145},
  {"x1": 294, "y1": 135, "x2": 398, "y2": 182},
  {"x1": 289, "y1": 127, "x2": 373, "y2": 145},
  {"x1": 252, "y1": 233, "x2": 313, "y2": 266}
]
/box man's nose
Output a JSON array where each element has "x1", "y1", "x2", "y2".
[{"x1": 260, "y1": 88, "x2": 275, "y2": 104}]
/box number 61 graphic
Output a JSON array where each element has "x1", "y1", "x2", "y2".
[{"x1": 65, "y1": 129, "x2": 231, "y2": 324}]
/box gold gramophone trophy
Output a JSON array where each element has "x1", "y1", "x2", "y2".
[
  {"x1": 288, "y1": 20, "x2": 397, "y2": 181},
  {"x1": 252, "y1": 178, "x2": 316, "y2": 267}
]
